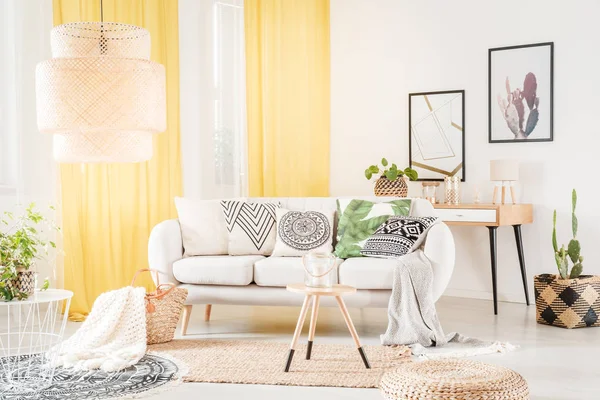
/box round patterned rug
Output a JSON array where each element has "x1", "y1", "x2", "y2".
[{"x1": 0, "y1": 354, "x2": 179, "y2": 400}]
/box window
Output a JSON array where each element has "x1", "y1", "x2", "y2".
[
  {"x1": 212, "y1": 0, "x2": 247, "y2": 195},
  {"x1": 179, "y1": 0, "x2": 247, "y2": 199}
]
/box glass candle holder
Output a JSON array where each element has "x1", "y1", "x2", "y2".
[
  {"x1": 444, "y1": 176, "x2": 461, "y2": 205},
  {"x1": 303, "y1": 253, "x2": 336, "y2": 288},
  {"x1": 422, "y1": 182, "x2": 440, "y2": 204},
  {"x1": 473, "y1": 184, "x2": 481, "y2": 204}
]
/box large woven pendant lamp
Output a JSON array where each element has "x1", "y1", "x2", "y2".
[{"x1": 35, "y1": 1, "x2": 166, "y2": 163}]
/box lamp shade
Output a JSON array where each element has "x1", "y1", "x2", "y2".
[
  {"x1": 36, "y1": 22, "x2": 166, "y2": 163},
  {"x1": 490, "y1": 160, "x2": 519, "y2": 181}
]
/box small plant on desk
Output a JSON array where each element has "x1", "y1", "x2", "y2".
[
  {"x1": 365, "y1": 158, "x2": 418, "y2": 197},
  {"x1": 364, "y1": 158, "x2": 418, "y2": 182}
]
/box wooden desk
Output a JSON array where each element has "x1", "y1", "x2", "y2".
[{"x1": 433, "y1": 203, "x2": 534, "y2": 315}]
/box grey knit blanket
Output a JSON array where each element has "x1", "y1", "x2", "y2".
[
  {"x1": 381, "y1": 250, "x2": 447, "y2": 347},
  {"x1": 380, "y1": 250, "x2": 515, "y2": 358}
]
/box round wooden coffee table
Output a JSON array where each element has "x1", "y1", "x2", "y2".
[{"x1": 284, "y1": 283, "x2": 370, "y2": 372}]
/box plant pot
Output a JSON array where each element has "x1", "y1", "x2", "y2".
[
  {"x1": 534, "y1": 274, "x2": 600, "y2": 329},
  {"x1": 7, "y1": 268, "x2": 38, "y2": 297},
  {"x1": 374, "y1": 176, "x2": 408, "y2": 197}
]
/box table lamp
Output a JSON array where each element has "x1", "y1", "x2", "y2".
[{"x1": 490, "y1": 160, "x2": 519, "y2": 204}]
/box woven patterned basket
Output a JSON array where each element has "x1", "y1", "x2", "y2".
[
  {"x1": 374, "y1": 176, "x2": 408, "y2": 197},
  {"x1": 534, "y1": 274, "x2": 600, "y2": 329},
  {"x1": 380, "y1": 359, "x2": 529, "y2": 400},
  {"x1": 6, "y1": 269, "x2": 37, "y2": 296},
  {"x1": 132, "y1": 269, "x2": 188, "y2": 345}
]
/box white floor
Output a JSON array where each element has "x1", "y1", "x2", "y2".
[{"x1": 66, "y1": 296, "x2": 599, "y2": 400}]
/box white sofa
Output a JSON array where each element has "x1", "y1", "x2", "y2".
[{"x1": 148, "y1": 197, "x2": 455, "y2": 334}]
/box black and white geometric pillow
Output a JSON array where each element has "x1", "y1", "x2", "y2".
[
  {"x1": 221, "y1": 201, "x2": 280, "y2": 255},
  {"x1": 360, "y1": 216, "x2": 439, "y2": 259},
  {"x1": 272, "y1": 208, "x2": 334, "y2": 256}
]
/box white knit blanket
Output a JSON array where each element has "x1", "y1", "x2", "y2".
[
  {"x1": 55, "y1": 286, "x2": 147, "y2": 372},
  {"x1": 381, "y1": 250, "x2": 515, "y2": 358}
]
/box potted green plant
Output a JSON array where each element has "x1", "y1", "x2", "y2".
[
  {"x1": 0, "y1": 204, "x2": 58, "y2": 301},
  {"x1": 534, "y1": 189, "x2": 600, "y2": 329},
  {"x1": 365, "y1": 158, "x2": 418, "y2": 197}
]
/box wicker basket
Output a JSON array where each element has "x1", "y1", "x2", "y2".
[
  {"x1": 132, "y1": 269, "x2": 189, "y2": 344},
  {"x1": 6, "y1": 268, "x2": 37, "y2": 296},
  {"x1": 374, "y1": 176, "x2": 408, "y2": 197},
  {"x1": 534, "y1": 274, "x2": 600, "y2": 329},
  {"x1": 380, "y1": 359, "x2": 529, "y2": 400}
]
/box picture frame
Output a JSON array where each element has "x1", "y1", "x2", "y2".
[
  {"x1": 409, "y1": 90, "x2": 465, "y2": 182},
  {"x1": 489, "y1": 42, "x2": 554, "y2": 143}
]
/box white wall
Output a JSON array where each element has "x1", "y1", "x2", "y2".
[
  {"x1": 0, "y1": 0, "x2": 59, "y2": 288},
  {"x1": 330, "y1": 0, "x2": 600, "y2": 303}
]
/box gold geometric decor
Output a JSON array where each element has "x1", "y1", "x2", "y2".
[
  {"x1": 409, "y1": 90, "x2": 465, "y2": 181},
  {"x1": 36, "y1": 21, "x2": 166, "y2": 162}
]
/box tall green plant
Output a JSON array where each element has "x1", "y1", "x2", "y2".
[
  {"x1": 364, "y1": 158, "x2": 418, "y2": 182},
  {"x1": 553, "y1": 189, "x2": 583, "y2": 279}
]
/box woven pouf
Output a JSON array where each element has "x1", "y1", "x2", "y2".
[{"x1": 380, "y1": 359, "x2": 529, "y2": 400}]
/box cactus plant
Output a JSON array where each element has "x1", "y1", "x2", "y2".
[
  {"x1": 497, "y1": 73, "x2": 540, "y2": 139},
  {"x1": 552, "y1": 189, "x2": 584, "y2": 279}
]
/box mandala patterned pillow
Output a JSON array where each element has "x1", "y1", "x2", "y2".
[
  {"x1": 221, "y1": 201, "x2": 279, "y2": 255},
  {"x1": 360, "y1": 216, "x2": 439, "y2": 259},
  {"x1": 334, "y1": 199, "x2": 412, "y2": 258},
  {"x1": 272, "y1": 209, "x2": 334, "y2": 257}
]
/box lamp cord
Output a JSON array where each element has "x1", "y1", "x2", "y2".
[{"x1": 99, "y1": 0, "x2": 106, "y2": 54}]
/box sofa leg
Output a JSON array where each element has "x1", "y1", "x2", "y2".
[
  {"x1": 181, "y1": 305, "x2": 192, "y2": 336},
  {"x1": 205, "y1": 304, "x2": 212, "y2": 322}
]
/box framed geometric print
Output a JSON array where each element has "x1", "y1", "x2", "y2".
[
  {"x1": 489, "y1": 42, "x2": 554, "y2": 143},
  {"x1": 409, "y1": 90, "x2": 465, "y2": 181}
]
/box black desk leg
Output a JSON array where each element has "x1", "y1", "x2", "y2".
[
  {"x1": 513, "y1": 224, "x2": 530, "y2": 306},
  {"x1": 488, "y1": 226, "x2": 498, "y2": 315}
]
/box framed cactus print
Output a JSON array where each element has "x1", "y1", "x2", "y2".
[
  {"x1": 409, "y1": 90, "x2": 465, "y2": 181},
  {"x1": 489, "y1": 42, "x2": 554, "y2": 143}
]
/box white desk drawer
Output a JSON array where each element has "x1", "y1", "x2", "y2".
[{"x1": 436, "y1": 208, "x2": 497, "y2": 223}]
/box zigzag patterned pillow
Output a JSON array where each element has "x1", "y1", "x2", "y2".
[
  {"x1": 221, "y1": 201, "x2": 280, "y2": 255},
  {"x1": 360, "y1": 216, "x2": 439, "y2": 259}
]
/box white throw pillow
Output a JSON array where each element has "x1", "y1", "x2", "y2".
[
  {"x1": 175, "y1": 197, "x2": 229, "y2": 256},
  {"x1": 272, "y1": 208, "x2": 335, "y2": 257},
  {"x1": 221, "y1": 200, "x2": 280, "y2": 256}
]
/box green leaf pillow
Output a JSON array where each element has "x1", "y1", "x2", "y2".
[{"x1": 334, "y1": 199, "x2": 411, "y2": 258}]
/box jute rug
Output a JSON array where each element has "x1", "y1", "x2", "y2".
[{"x1": 149, "y1": 339, "x2": 411, "y2": 388}]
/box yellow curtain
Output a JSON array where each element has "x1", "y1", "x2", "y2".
[
  {"x1": 245, "y1": 0, "x2": 330, "y2": 197},
  {"x1": 53, "y1": 0, "x2": 182, "y2": 321}
]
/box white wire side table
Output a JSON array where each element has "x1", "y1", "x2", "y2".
[{"x1": 0, "y1": 289, "x2": 73, "y2": 393}]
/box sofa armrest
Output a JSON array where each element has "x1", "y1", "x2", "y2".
[
  {"x1": 148, "y1": 219, "x2": 183, "y2": 285},
  {"x1": 423, "y1": 222, "x2": 455, "y2": 302}
]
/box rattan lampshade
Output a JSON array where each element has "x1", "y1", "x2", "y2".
[{"x1": 36, "y1": 22, "x2": 166, "y2": 163}]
